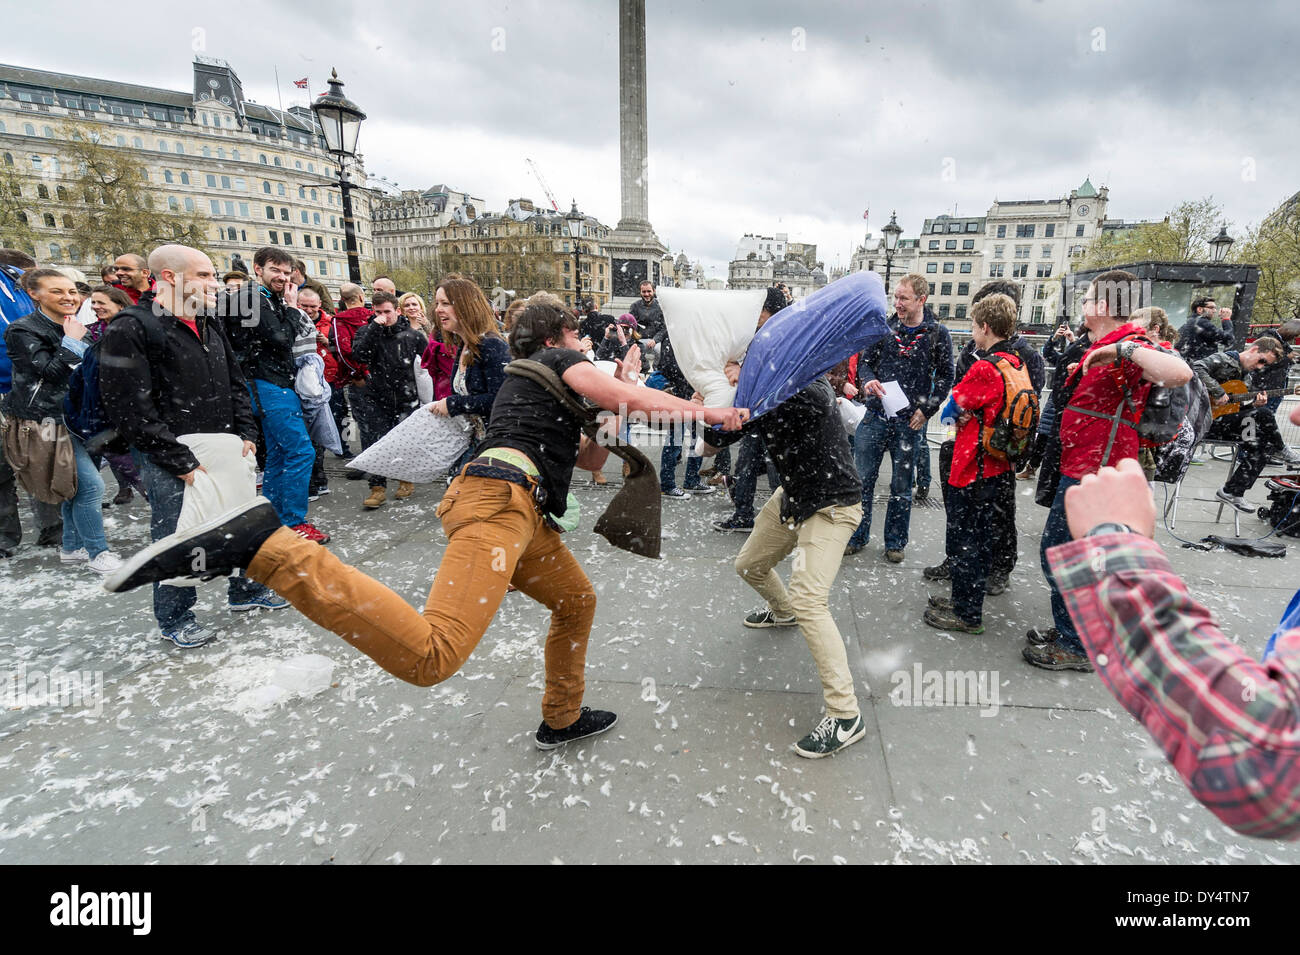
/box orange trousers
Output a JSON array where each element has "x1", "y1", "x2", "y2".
[{"x1": 247, "y1": 474, "x2": 597, "y2": 728}]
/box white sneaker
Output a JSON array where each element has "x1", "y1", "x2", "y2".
[
  {"x1": 60, "y1": 548, "x2": 89, "y2": 563},
  {"x1": 86, "y1": 551, "x2": 124, "y2": 574}
]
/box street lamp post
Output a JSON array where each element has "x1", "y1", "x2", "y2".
[
  {"x1": 565, "y1": 201, "x2": 585, "y2": 308},
  {"x1": 1210, "y1": 225, "x2": 1234, "y2": 263},
  {"x1": 882, "y1": 211, "x2": 902, "y2": 294},
  {"x1": 311, "y1": 69, "x2": 367, "y2": 285}
]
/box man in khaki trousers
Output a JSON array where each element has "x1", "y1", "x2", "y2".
[{"x1": 707, "y1": 377, "x2": 866, "y2": 758}]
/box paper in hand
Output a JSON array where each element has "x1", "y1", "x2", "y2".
[{"x1": 880, "y1": 380, "x2": 909, "y2": 418}]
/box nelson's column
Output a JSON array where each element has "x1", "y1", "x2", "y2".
[{"x1": 605, "y1": 0, "x2": 668, "y2": 301}]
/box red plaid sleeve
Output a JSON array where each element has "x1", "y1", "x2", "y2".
[{"x1": 1048, "y1": 533, "x2": 1300, "y2": 840}]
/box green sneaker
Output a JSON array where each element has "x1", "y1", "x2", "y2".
[{"x1": 793, "y1": 714, "x2": 866, "y2": 759}]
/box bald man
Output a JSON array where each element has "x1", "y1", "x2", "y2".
[
  {"x1": 100, "y1": 244, "x2": 287, "y2": 647},
  {"x1": 372, "y1": 276, "x2": 397, "y2": 298},
  {"x1": 111, "y1": 253, "x2": 152, "y2": 304}
]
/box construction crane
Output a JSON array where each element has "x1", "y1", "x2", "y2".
[{"x1": 525, "y1": 158, "x2": 560, "y2": 212}]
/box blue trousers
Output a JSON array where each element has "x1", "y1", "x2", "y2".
[
  {"x1": 138, "y1": 456, "x2": 268, "y2": 631},
  {"x1": 914, "y1": 435, "x2": 932, "y2": 489},
  {"x1": 729, "y1": 432, "x2": 778, "y2": 523},
  {"x1": 250, "y1": 379, "x2": 314, "y2": 526},
  {"x1": 61, "y1": 435, "x2": 108, "y2": 557},
  {"x1": 1039, "y1": 475, "x2": 1082, "y2": 652},
  {"x1": 849, "y1": 415, "x2": 918, "y2": 551}
]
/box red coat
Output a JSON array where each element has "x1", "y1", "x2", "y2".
[
  {"x1": 421, "y1": 339, "x2": 456, "y2": 401},
  {"x1": 315, "y1": 313, "x2": 339, "y2": 384},
  {"x1": 327, "y1": 305, "x2": 372, "y2": 385},
  {"x1": 1058, "y1": 323, "x2": 1153, "y2": 479}
]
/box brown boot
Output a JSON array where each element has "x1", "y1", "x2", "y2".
[
  {"x1": 394, "y1": 481, "x2": 414, "y2": 499},
  {"x1": 591, "y1": 470, "x2": 608, "y2": 486},
  {"x1": 364, "y1": 486, "x2": 387, "y2": 509}
]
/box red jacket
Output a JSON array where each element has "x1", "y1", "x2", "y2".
[
  {"x1": 421, "y1": 339, "x2": 456, "y2": 401},
  {"x1": 1058, "y1": 323, "x2": 1153, "y2": 479},
  {"x1": 112, "y1": 278, "x2": 155, "y2": 304},
  {"x1": 328, "y1": 305, "x2": 371, "y2": 385},
  {"x1": 314, "y1": 313, "x2": 339, "y2": 384}
]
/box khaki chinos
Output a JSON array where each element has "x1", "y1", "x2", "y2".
[
  {"x1": 248, "y1": 473, "x2": 597, "y2": 729},
  {"x1": 734, "y1": 488, "x2": 863, "y2": 719}
]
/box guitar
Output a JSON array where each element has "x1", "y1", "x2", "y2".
[{"x1": 1210, "y1": 379, "x2": 1300, "y2": 419}]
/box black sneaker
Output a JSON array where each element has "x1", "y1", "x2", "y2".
[
  {"x1": 662, "y1": 487, "x2": 691, "y2": 501},
  {"x1": 345, "y1": 468, "x2": 367, "y2": 481},
  {"x1": 744, "y1": 608, "x2": 797, "y2": 628},
  {"x1": 793, "y1": 714, "x2": 866, "y2": 758},
  {"x1": 914, "y1": 485, "x2": 929, "y2": 503},
  {"x1": 711, "y1": 515, "x2": 754, "y2": 533},
  {"x1": 922, "y1": 557, "x2": 952, "y2": 581},
  {"x1": 102, "y1": 499, "x2": 281, "y2": 594},
  {"x1": 682, "y1": 483, "x2": 716, "y2": 495},
  {"x1": 534, "y1": 706, "x2": 618, "y2": 750},
  {"x1": 1025, "y1": 626, "x2": 1058, "y2": 646},
  {"x1": 985, "y1": 574, "x2": 1008, "y2": 596}
]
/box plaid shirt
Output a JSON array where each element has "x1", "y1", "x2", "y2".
[{"x1": 1048, "y1": 533, "x2": 1300, "y2": 840}]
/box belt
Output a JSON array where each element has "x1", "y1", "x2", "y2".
[
  {"x1": 475, "y1": 447, "x2": 538, "y2": 477},
  {"x1": 462, "y1": 455, "x2": 548, "y2": 507}
]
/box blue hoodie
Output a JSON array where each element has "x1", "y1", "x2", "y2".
[
  {"x1": 0, "y1": 264, "x2": 35, "y2": 394},
  {"x1": 857, "y1": 306, "x2": 954, "y2": 419}
]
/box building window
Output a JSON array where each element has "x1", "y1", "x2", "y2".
[
  {"x1": 940, "y1": 282, "x2": 953, "y2": 295},
  {"x1": 996, "y1": 225, "x2": 1006, "y2": 238},
  {"x1": 37, "y1": 184, "x2": 49, "y2": 199},
  {"x1": 299, "y1": 186, "x2": 306, "y2": 199},
  {"x1": 1042, "y1": 245, "x2": 1053, "y2": 258},
  {"x1": 938, "y1": 304, "x2": 950, "y2": 318},
  {"x1": 1016, "y1": 224, "x2": 1034, "y2": 238},
  {"x1": 168, "y1": 196, "x2": 178, "y2": 211},
  {"x1": 269, "y1": 230, "x2": 279, "y2": 244},
  {"x1": 43, "y1": 213, "x2": 56, "y2": 227},
  {"x1": 945, "y1": 239, "x2": 957, "y2": 250},
  {"x1": 209, "y1": 200, "x2": 221, "y2": 214},
  {"x1": 184, "y1": 198, "x2": 195, "y2": 212},
  {"x1": 273, "y1": 157, "x2": 281, "y2": 167},
  {"x1": 928, "y1": 240, "x2": 940, "y2": 250},
  {"x1": 962, "y1": 239, "x2": 974, "y2": 250},
  {"x1": 925, "y1": 262, "x2": 937, "y2": 274},
  {"x1": 180, "y1": 172, "x2": 190, "y2": 185},
  {"x1": 206, "y1": 174, "x2": 217, "y2": 188},
  {"x1": 1031, "y1": 306, "x2": 1045, "y2": 322},
  {"x1": 931, "y1": 223, "x2": 943, "y2": 234},
  {"x1": 957, "y1": 283, "x2": 969, "y2": 296},
  {"x1": 301, "y1": 211, "x2": 309, "y2": 224},
  {"x1": 23, "y1": 123, "x2": 36, "y2": 136},
  {"x1": 960, "y1": 262, "x2": 972, "y2": 273},
  {"x1": 265, "y1": 205, "x2": 275, "y2": 219},
  {"x1": 175, "y1": 143, "x2": 183, "y2": 154},
  {"x1": 283, "y1": 233, "x2": 292, "y2": 245},
  {"x1": 48, "y1": 243, "x2": 62, "y2": 261},
  {"x1": 1044, "y1": 223, "x2": 1055, "y2": 238},
  {"x1": 965, "y1": 222, "x2": 978, "y2": 233},
  {"x1": 948, "y1": 223, "x2": 961, "y2": 233},
  {"x1": 61, "y1": 213, "x2": 74, "y2": 228},
  {"x1": 1075, "y1": 224, "x2": 1085, "y2": 237},
  {"x1": 226, "y1": 227, "x2": 238, "y2": 241},
  {"x1": 163, "y1": 169, "x2": 173, "y2": 184},
  {"x1": 988, "y1": 263, "x2": 1005, "y2": 278},
  {"x1": 221, "y1": 176, "x2": 231, "y2": 190},
  {"x1": 955, "y1": 305, "x2": 967, "y2": 319},
  {"x1": 280, "y1": 208, "x2": 289, "y2": 221},
  {"x1": 1037, "y1": 263, "x2": 1053, "y2": 278},
  {"x1": 1014, "y1": 245, "x2": 1030, "y2": 259},
  {"x1": 29, "y1": 155, "x2": 42, "y2": 172},
  {"x1": 1012, "y1": 263, "x2": 1028, "y2": 278},
  {"x1": 942, "y1": 262, "x2": 954, "y2": 273},
  {"x1": 928, "y1": 283, "x2": 936, "y2": 296},
  {"x1": 315, "y1": 236, "x2": 324, "y2": 250},
  {"x1": 263, "y1": 182, "x2": 271, "y2": 194},
  {"x1": 313, "y1": 212, "x2": 320, "y2": 225}
]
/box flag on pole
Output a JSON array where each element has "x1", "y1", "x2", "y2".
[
  {"x1": 293, "y1": 77, "x2": 309, "y2": 89},
  {"x1": 862, "y1": 206, "x2": 869, "y2": 221}
]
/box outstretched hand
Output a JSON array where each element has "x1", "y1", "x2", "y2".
[
  {"x1": 1064, "y1": 458, "x2": 1155, "y2": 540},
  {"x1": 615, "y1": 344, "x2": 641, "y2": 383}
]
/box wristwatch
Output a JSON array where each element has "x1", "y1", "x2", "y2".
[
  {"x1": 1117, "y1": 341, "x2": 1138, "y2": 362},
  {"x1": 1086, "y1": 522, "x2": 1135, "y2": 537}
]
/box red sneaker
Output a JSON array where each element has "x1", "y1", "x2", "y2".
[{"x1": 291, "y1": 522, "x2": 330, "y2": 545}]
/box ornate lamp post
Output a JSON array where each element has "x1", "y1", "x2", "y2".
[
  {"x1": 882, "y1": 211, "x2": 903, "y2": 293},
  {"x1": 1209, "y1": 225, "x2": 1234, "y2": 263},
  {"x1": 566, "y1": 201, "x2": 585, "y2": 307},
  {"x1": 311, "y1": 69, "x2": 367, "y2": 284}
]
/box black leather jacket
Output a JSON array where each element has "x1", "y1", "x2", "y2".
[{"x1": 1, "y1": 310, "x2": 84, "y2": 422}]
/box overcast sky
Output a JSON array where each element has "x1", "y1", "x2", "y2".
[{"x1": 3, "y1": 0, "x2": 1297, "y2": 279}]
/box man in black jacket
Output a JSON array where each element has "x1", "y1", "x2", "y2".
[
  {"x1": 705, "y1": 378, "x2": 866, "y2": 759},
  {"x1": 349, "y1": 291, "x2": 425, "y2": 508},
  {"x1": 100, "y1": 244, "x2": 287, "y2": 648},
  {"x1": 629, "y1": 281, "x2": 665, "y2": 342},
  {"x1": 220, "y1": 247, "x2": 326, "y2": 543},
  {"x1": 1175, "y1": 296, "x2": 1234, "y2": 363}
]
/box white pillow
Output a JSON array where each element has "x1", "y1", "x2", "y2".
[{"x1": 657, "y1": 288, "x2": 766, "y2": 407}]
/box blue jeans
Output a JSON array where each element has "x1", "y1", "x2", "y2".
[
  {"x1": 138, "y1": 456, "x2": 269, "y2": 630},
  {"x1": 661, "y1": 421, "x2": 703, "y2": 492},
  {"x1": 61, "y1": 435, "x2": 108, "y2": 557},
  {"x1": 1039, "y1": 475, "x2": 1082, "y2": 652},
  {"x1": 250, "y1": 379, "x2": 314, "y2": 526},
  {"x1": 914, "y1": 435, "x2": 932, "y2": 489},
  {"x1": 729, "y1": 433, "x2": 778, "y2": 522},
  {"x1": 848, "y1": 415, "x2": 918, "y2": 550}
]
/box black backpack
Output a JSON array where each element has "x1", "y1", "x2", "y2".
[{"x1": 1264, "y1": 478, "x2": 1300, "y2": 538}]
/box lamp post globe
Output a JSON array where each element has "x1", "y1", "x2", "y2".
[
  {"x1": 311, "y1": 69, "x2": 367, "y2": 284},
  {"x1": 1209, "y1": 225, "x2": 1234, "y2": 264}
]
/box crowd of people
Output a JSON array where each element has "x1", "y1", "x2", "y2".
[{"x1": 4, "y1": 240, "x2": 1300, "y2": 837}]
